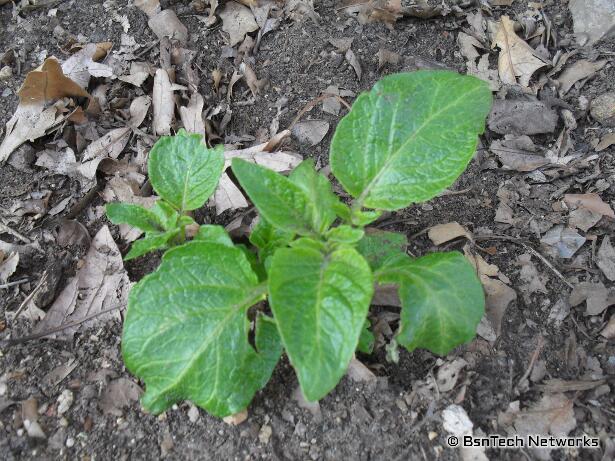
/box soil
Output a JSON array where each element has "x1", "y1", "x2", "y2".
[{"x1": 1, "y1": 1, "x2": 614, "y2": 460}]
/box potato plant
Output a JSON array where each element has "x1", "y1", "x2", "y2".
[{"x1": 106, "y1": 71, "x2": 492, "y2": 417}]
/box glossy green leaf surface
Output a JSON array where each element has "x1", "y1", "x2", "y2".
[
  {"x1": 122, "y1": 242, "x2": 282, "y2": 416},
  {"x1": 357, "y1": 319, "x2": 375, "y2": 354},
  {"x1": 195, "y1": 225, "x2": 233, "y2": 247},
  {"x1": 148, "y1": 130, "x2": 224, "y2": 212},
  {"x1": 106, "y1": 203, "x2": 164, "y2": 233},
  {"x1": 232, "y1": 158, "x2": 316, "y2": 235},
  {"x1": 326, "y1": 225, "x2": 364, "y2": 244},
  {"x1": 379, "y1": 252, "x2": 484, "y2": 355},
  {"x1": 268, "y1": 246, "x2": 373, "y2": 401},
  {"x1": 289, "y1": 159, "x2": 338, "y2": 233},
  {"x1": 330, "y1": 71, "x2": 492, "y2": 210},
  {"x1": 357, "y1": 229, "x2": 408, "y2": 273},
  {"x1": 124, "y1": 229, "x2": 180, "y2": 261}
]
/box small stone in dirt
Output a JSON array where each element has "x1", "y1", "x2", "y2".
[
  {"x1": 223, "y1": 409, "x2": 248, "y2": 426},
  {"x1": 442, "y1": 404, "x2": 473, "y2": 436},
  {"x1": 56, "y1": 390, "x2": 74, "y2": 415},
  {"x1": 258, "y1": 424, "x2": 272, "y2": 445},
  {"x1": 591, "y1": 92, "x2": 615, "y2": 126},
  {"x1": 66, "y1": 437, "x2": 75, "y2": 448},
  {"x1": 187, "y1": 404, "x2": 199, "y2": 423},
  {"x1": 160, "y1": 430, "x2": 174, "y2": 456}
]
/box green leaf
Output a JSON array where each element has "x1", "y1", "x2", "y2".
[
  {"x1": 289, "y1": 159, "x2": 338, "y2": 232},
  {"x1": 268, "y1": 245, "x2": 373, "y2": 401},
  {"x1": 232, "y1": 158, "x2": 317, "y2": 235},
  {"x1": 379, "y1": 252, "x2": 484, "y2": 355},
  {"x1": 150, "y1": 201, "x2": 179, "y2": 230},
  {"x1": 330, "y1": 71, "x2": 492, "y2": 210},
  {"x1": 148, "y1": 130, "x2": 224, "y2": 212},
  {"x1": 124, "y1": 229, "x2": 180, "y2": 260},
  {"x1": 351, "y1": 210, "x2": 382, "y2": 227},
  {"x1": 357, "y1": 229, "x2": 408, "y2": 272},
  {"x1": 195, "y1": 225, "x2": 233, "y2": 247},
  {"x1": 357, "y1": 319, "x2": 375, "y2": 354},
  {"x1": 106, "y1": 203, "x2": 164, "y2": 233},
  {"x1": 326, "y1": 225, "x2": 364, "y2": 244},
  {"x1": 250, "y1": 217, "x2": 294, "y2": 253},
  {"x1": 122, "y1": 242, "x2": 282, "y2": 417}
]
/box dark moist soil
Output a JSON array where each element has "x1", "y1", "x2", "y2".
[{"x1": 1, "y1": 0, "x2": 614, "y2": 460}]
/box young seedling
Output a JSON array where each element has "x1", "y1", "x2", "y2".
[{"x1": 106, "y1": 70, "x2": 492, "y2": 417}]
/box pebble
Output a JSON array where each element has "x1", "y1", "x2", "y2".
[
  {"x1": 258, "y1": 424, "x2": 272, "y2": 445},
  {"x1": 591, "y1": 92, "x2": 615, "y2": 126},
  {"x1": 0, "y1": 65, "x2": 11, "y2": 81},
  {"x1": 57, "y1": 390, "x2": 74, "y2": 415},
  {"x1": 66, "y1": 437, "x2": 75, "y2": 448},
  {"x1": 187, "y1": 405, "x2": 199, "y2": 423}
]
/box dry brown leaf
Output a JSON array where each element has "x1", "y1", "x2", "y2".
[
  {"x1": 0, "y1": 57, "x2": 91, "y2": 162},
  {"x1": 33, "y1": 226, "x2": 129, "y2": 340},
  {"x1": 557, "y1": 59, "x2": 607, "y2": 95},
  {"x1": 601, "y1": 316, "x2": 615, "y2": 339},
  {"x1": 596, "y1": 132, "x2": 615, "y2": 152},
  {"x1": 377, "y1": 48, "x2": 400, "y2": 70},
  {"x1": 148, "y1": 9, "x2": 188, "y2": 44},
  {"x1": 0, "y1": 103, "x2": 63, "y2": 163},
  {"x1": 513, "y1": 394, "x2": 576, "y2": 437},
  {"x1": 135, "y1": 0, "x2": 161, "y2": 17},
  {"x1": 346, "y1": 357, "x2": 377, "y2": 383},
  {"x1": 179, "y1": 92, "x2": 206, "y2": 135},
  {"x1": 99, "y1": 378, "x2": 143, "y2": 416},
  {"x1": 214, "y1": 173, "x2": 249, "y2": 215},
  {"x1": 152, "y1": 68, "x2": 186, "y2": 136},
  {"x1": 18, "y1": 58, "x2": 90, "y2": 106},
  {"x1": 0, "y1": 252, "x2": 18, "y2": 283},
  {"x1": 492, "y1": 16, "x2": 547, "y2": 87},
  {"x1": 291, "y1": 120, "x2": 329, "y2": 146},
  {"x1": 129, "y1": 95, "x2": 152, "y2": 128},
  {"x1": 223, "y1": 409, "x2": 248, "y2": 426},
  {"x1": 428, "y1": 222, "x2": 471, "y2": 245},
  {"x1": 219, "y1": 1, "x2": 258, "y2": 47},
  {"x1": 61, "y1": 43, "x2": 114, "y2": 89},
  {"x1": 345, "y1": 48, "x2": 362, "y2": 81},
  {"x1": 563, "y1": 193, "x2": 615, "y2": 219}
]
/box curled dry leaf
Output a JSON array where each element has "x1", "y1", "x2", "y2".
[
  {"x1": 33, "y1": 226, "x2": 129, "y2": 340},
  {"x1": 0, "y1": 58, "x2": 91, "y2": 163},
  {"x1": 0, "y1": 251, "x2": 19, "y2": 283},
  {"x1": 345, "y1": 49, "x2": 362, "y2": 81},
  {"x1": 129, "y1": 95, "x2": 152, "y2": 128},
  {"x1": 179, "y1": 92, "x2": 206, "y2": 136},
  {"x1": 215, "y1": 132, "x2": 302, "y2": 214},
  {"x1": 152, "y1": 69, "x2": 187, "y2": 135},
  {"x1": 223, "y1": 409, "x2": 248, "y2": 426},
  {"x1": 219, "y1": 1, "x2": 258, "y2": 47},
  {"x1": 492, "y1": 16, "x2": 547, "y2": 87},
  {"x1": 100, "y1": 378, "x2": 143, "y2": 416},
  {"x1": 62, "y1": 43, "x2": 114, "y2": 89}
]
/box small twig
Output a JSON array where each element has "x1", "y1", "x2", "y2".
[
  {"x1": 0, "y1": 278, "x2": 29, "y2": 290},
  {"x1": 288, "y1": 93, "x2": 352, "y2": 130},
  {"x1": 0, "y1": 221, "x2": 31, "y2": 244},
  {"x1": 474, "y1": 234, "x2": 573, "y2": 289},
  {"x1": 11, "y1": 271, "x2": 48, "y2": 321},
  {"x1": 135, "y1": 40, "x2": 160, "y2": 59},
  {"x1": 1, "y1": 304, "x2": 126, "y2": 347},
  {"x1": 515, "y1": 336, "x2": 545, "y2": 390}
]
